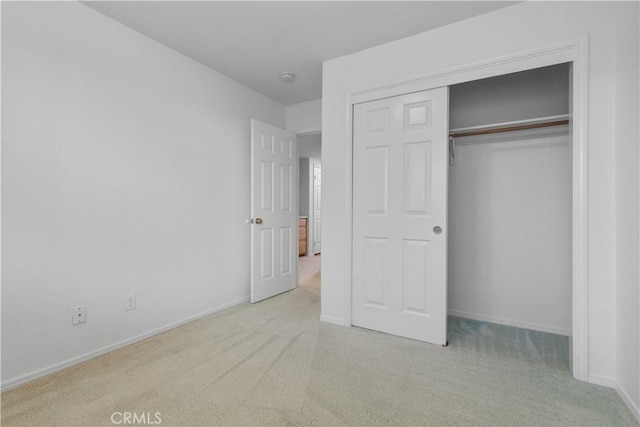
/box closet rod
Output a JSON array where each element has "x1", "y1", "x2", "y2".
[{"x1": 449, "y1": 115, "x2": 569, "y2": 138}]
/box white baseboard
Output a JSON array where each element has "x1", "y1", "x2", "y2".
[
  {"x1": 615, "y1": 381, "x2": 640, "y2": 423},
  {"x1": 1, "y1": 295, "x2": 250, "y2": 392},
  {"x1": 587, "y1": 374, "x2": 616, "y2": 388},
  {"x1": 320, "y1": 314, "x2": 347, "y2": 326},
  {"x1": 448, "y1": 309, "x2": 571, "y2": 336}
]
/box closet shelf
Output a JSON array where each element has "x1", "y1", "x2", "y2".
[{"x1": 449, "y1": 114, "x2": 570, "y2": 138}]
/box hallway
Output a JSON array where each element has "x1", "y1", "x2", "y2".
[{"x1": 298, "y1": 254, "x2": 321, "y2": 295}]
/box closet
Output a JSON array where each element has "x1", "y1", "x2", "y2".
[{"x1": 447, "y1": 63, "x2": 572, "y2": 337}]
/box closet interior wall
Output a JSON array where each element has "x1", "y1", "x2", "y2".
[{"x1": 448, "y1": 64, "x2": 572, "y2": 336}]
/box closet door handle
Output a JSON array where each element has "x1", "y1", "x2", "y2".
[{"x1": 433, "y1": 226, "x2": 442, "y2": 234}]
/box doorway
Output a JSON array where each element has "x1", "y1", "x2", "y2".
[
  {"x1": 346, "y1": 41, "x2": 588, "y2": 380},
  {"x1": 351, "y1": 65, "x2": 573, "y2": 357},
  {"x1": 298, "y1": 132, "x2": 322, "y2": 293},
  {"x1": 447, "y1": 64, "x2": 572, "y2": 366}
]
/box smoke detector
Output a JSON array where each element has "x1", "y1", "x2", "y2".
[{"x1": 280, "y1": 72, "x2": 295, "y2": 83}]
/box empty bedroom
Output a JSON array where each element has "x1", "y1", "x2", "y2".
[{"x1": 2, "y1": 1, "x2": 638, "y2": 425}]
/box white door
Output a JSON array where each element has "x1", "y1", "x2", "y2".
[
  {"x1": 250, "y1": 120, "x2": 298, "y2": 303},
  {"x1": 352, "y1": 88, "x2": 449, "y2": 344},
  {"x1": 312, "y1": 161, "x2": 321, "y2": 254}
]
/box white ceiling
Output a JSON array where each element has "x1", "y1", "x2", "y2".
[{"x1": 84, "y1": 1, "x2": 517, "y2": 105}]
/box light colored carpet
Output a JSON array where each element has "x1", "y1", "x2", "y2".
[{"x1": 2, "y1": 255, "x2": 636, "y2": 426}]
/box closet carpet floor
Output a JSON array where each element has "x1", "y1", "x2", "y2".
[{"x1": 2, "y1": 257, "x2": 636, "y2": 426}]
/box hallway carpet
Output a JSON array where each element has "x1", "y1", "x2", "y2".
[{"x1": 2, "y1": 256, "x2": 636, "y2": 426}]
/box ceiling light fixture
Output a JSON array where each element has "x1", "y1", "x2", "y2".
[{"x1": 280, "y1": 72, "x2": 295, "y2": 83}]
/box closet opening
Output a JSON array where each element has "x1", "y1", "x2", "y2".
[{"x1": 447, "y1": 63, "x2": 572, "y2": 369}]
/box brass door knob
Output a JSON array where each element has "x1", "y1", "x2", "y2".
[{"x1": 255, "y1": 218, "x2": 263, "y2": 224}]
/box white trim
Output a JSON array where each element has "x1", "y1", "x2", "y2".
[
  {"x1": 309, "y1": 158, "x2": 321, "y2": 255},
  {"x1": 344, "y1": 94, "x2": 354, "y2": 328},
  {"x1": 0, "y1": 295, "x2": 250, "y2": 392},
  {"x1": 306, "y1": 160, "x2": 315, "y2": 257},
  {"x1": 351, "y1": 39, "x2": 581, "y2": 105},
  {"x1": 344, "y1": 37, "x2": 589, "y2": 382},
  {"x1": 588, "y1": 374, "x2": 616, "y2": 388},
  {"x1": 448, "y1": 310, "x2": 571, "y2": 337},
  {"x1": 570, "y1": 37, "x2": 590, "y2": 383},
  {"x1": 615, "y1": 381, "x2": 640, "y2": 423},
  {"x1": 320, "y1": 314, "x2": 347, "y2": 326}
]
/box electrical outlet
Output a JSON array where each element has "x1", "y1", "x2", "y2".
[
  {"x1": 125, "y1": 293, "x2": 136, "y2": 311},
  {"x1": 72, "y1": 305, "x2": 86, "y2": 325}
]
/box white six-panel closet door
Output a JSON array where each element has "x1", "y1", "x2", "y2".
[{"x1": 352, "y1": 87, "x2": 449, "y2": 345}]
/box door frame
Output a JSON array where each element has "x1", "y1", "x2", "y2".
[
  {"x1": 343, "y1": 38, "x2": 589, "y2": 381},
  {"x1": 310, "y1": 158, "x2": 321, "y2": 255}
]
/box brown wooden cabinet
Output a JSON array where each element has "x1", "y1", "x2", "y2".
[{"x1": 298, "y1": 217, "x2": 307, "y2": 256}]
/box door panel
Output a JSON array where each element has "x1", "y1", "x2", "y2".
[
  {"x1": 352, "y1": 88, "x2": 448, "y2": 345},
  {"x1": 279, "y1": 226, "x2": 292, "y2": 274},
  {"x1": 404, "y1": 141, "x2": 431, "y2": 215},
  {"x1": 364, "y1": 237, "x2": 388, "y2": 307},
  {"x1": 251, "y1": 120, "x2": 297, "y2": 303}
]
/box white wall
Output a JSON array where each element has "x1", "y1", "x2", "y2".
[
  {"x1": 1, "y1": 2, "x2": 285, "y2": 388},
  {"x1": 448, "y1": 65, "x2": 572, "y2": 335},
  {"x1": 449, "y1": 129, "x2": 572, "y2": 335},
  {"x1": 298, "y1": 133, "x2": 322, "y2": 159},
  {"x1": 321, "y1": 1, "x2": 628, "y2": 386},
  {"x1": 285, "y1": 98, "x2": 322, "y2": 134},
  {"x1": 299, "y1": 158, "x2": 310, "y2": 217},
  {"x1": 450, "y1": 64, "x2": 570, "y2": 129},
  {"x1": 614, "y1": 2, "x2": 640, "y2": 417}
]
